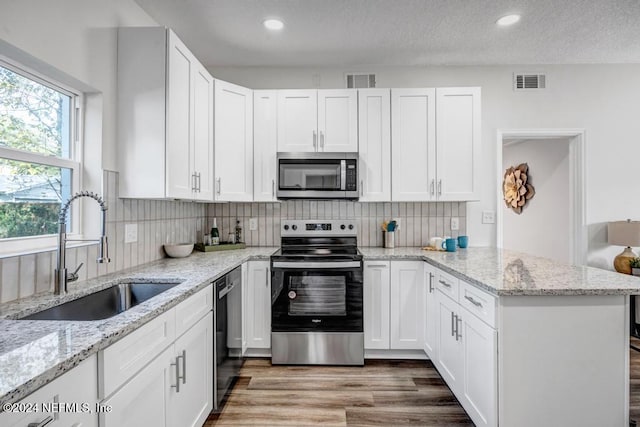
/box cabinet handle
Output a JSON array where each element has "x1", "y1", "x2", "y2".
[
  {"x1": 430, "y1": 179, "x2": 435, "y2": 196},
  {"x1": 366, "y1": 264, "x2": 388, "y2": 268},
  {"x1": 429, "y1": 272, "x2": 434, "y2": 293},
  {"x1": 181, "y1": 349, "x2": 187, "y2": 384},
  {"x1": 216, "y1": 177, "x2": 221, "y2": 195},
  {"x1": 360, "y1": 180, "x2": 364, "y2": 196},
  {"x1": 451, "y1": 312, "x2": 456, "y2": 337},
  {"x1": 320, "y1": 131, "x2": 325, "y2": 149},
  {"x1": 464, "y1": 295, "x2": 483, "y2": 307},
  {"x1": 265, "y1": 268, "x2": 269, "y2": 286},
  {"x1": 438, "y1": 179, "x2": 442, "y2": 195},
  {"x1": 439, "y1": 279, "x2": 451, "y2": 288},
  {"x1": 171, "y1": 356, "x2": 181, "y2": 392},
  {"x1": 28, "y1": 416, "x2": 54, "y2": 427},
  {"x1": 197, "y1": 172, "x2": 201, "y2": 192},
  {"x1": 456, "y1": 316, "x2": 463, "y2": 341},
  {"x1": 313, "y1": 130, "x2": 317, "y2": 151},
  {"x1": 272, "y1": 179, "x2": 275, "y2": 198},
  {"x1": 191, "y1": 173, "x2": 197, "y2": 192}
]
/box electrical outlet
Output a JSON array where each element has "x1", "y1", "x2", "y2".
[
  {"x1": 482, "y1": 211, "x2": 496, "y2": 224},
  {"x1": 249, "y1": 218, "x2": 258, "y2": 231},
  {"x1": 125, "y1": 223, "x2": 138, "y2": 243},
  {"x1": 451, "y1": 217, "x2": 459, "y2": 231},
  {"x1": 392, "y1": 218, "x2": 401, "y2": 230}
]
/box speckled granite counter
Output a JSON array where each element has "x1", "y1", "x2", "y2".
[
  {"x1": 360, "y1": 247, "x2": 640, "y2": 296},
  {"x1": 0, "y1": 247, "x2": 277, "y2": 407}
]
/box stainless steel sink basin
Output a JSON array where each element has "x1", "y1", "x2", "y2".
[{"x1": 21, "y1": 282, "x2": 181, "y2": 321}]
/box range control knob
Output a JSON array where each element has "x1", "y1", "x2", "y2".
[
  {"x1": 283, "y1": 225, "x2": 289, "y2": 230},
  {"x1": 340, "y1": 224, "x2": 346, "y2": 230},
  {"x1": 348, "y1": 224, "x2": 354, "y2": 230},
  {"x1": 292, "y1": 225, "x2": 298, "y2": 230}
]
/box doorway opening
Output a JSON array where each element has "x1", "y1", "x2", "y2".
[{"x1": 496, "y1": 129, "x2": 586, "y2": 265}]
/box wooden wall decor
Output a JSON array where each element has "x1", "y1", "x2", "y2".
[{"x1": 503, "y1": 163, "x2": 535, "y2": 214}]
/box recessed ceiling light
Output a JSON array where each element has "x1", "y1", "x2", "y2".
[
  {"x1": 263, "y1": 18, "x2": 284, "y2": 31},
  {"x1": 496, "y1": 14, "x2": 521, "y2": 26}
]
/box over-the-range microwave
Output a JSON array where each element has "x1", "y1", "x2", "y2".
[{"x1": 276, "y1": 152, "x2": 359, "y2": 200}]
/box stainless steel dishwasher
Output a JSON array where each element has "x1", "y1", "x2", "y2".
[{"x1": 213, "y1": 266, "x2": 243, "y2": 412}]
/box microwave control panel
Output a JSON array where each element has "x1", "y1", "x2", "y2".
[{"x1": 346, "y1": 160, "x2": 357, "y2": 191}]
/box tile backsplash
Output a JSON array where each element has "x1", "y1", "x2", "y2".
[{"x1": 0, "y1": 170, "x2": 466, "y2": 303}]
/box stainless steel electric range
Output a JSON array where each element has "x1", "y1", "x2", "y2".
[{"x1": 270, "y1": 219, "x2": 364, "y2": 365}]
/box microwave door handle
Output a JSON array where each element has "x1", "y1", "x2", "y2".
[{"x1": 340, "y1": 160, "x2": 346, "y2": 190}]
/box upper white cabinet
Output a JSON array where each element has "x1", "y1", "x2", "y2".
[
  {"x1": 358, "y1": 89, "x2": 391, "y2": 201},
  {"x1": 391, "y1": 87, "x2": 481, "y2": 201},
  {"x1": 277, "y1": 89, "x2": 358, "y2": 153},
  {"x1": 117, "y1": 27, "x2": 214, "y2": 201},
  {"x1": 253, "y1": 90, "x2": 278, "y2": 201},
  {"x1": 215, "y1": 79, "x2": 254, "y2": 201},
  {"x1": 436, "y1": 87, "x2": 481, "y2": 201}
]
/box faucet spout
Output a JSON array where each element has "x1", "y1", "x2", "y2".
[{"x1": 54, "y1": 191, "x2": 111, "y2": 295}]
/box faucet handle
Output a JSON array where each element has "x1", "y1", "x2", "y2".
[{"x1": 67, "y1": 263, "x2": 84, "y2": 283}]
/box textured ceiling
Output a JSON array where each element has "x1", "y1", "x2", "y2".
[{"x1": 133, "y1": 0, "x2": 640, "y2": 67}]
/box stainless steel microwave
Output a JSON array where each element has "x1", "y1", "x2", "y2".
[{"x1": 276, "y1": 152, "x2": 359, "y2": 200}]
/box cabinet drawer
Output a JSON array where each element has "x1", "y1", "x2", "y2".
[
  {"x1": 100, "y1": 309, "x2": 176, "y2": 399},
  {"x1": 459, "y1": 280, "x2": 497, "y2": 328},
  {"x1": 435, "y1": 270, "x2": 459, "y2": 302},
  {"x1": 176, "y1": 285, "x2": 213, "y2": 337}
]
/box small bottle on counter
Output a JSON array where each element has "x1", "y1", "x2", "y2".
[
  {"x1": 211, "y1": 218, "x2": 220, "y2": 245},
  {"x1": 235, "y1": 220, "x2": 242, "y2": 244}
]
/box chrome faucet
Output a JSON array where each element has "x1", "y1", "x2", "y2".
[{"x1": 55, "y1": 191, "x2": 110, "y2": 295}]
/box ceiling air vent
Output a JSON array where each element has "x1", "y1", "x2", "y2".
[
  {"x1": 346, "y1": 73, "x2": 376, "y2": 88},
  {"x1": 514, "y1": 73, "x2": 546, "y2": 91}
]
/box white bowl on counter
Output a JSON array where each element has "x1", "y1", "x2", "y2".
[{"x1": 163, "y1": 243, "x2": 194, "y2": 258}]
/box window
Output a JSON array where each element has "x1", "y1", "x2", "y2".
[{"x1": 0, "y1": 60, "x2": 81, "y2": 244}]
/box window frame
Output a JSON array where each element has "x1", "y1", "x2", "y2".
[{"x1": 0, "y1": 57, "x2": 84, "y2": 256}]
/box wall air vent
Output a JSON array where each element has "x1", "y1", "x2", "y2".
[
  {"x1": 346, "y1": 73, "x2": 376, "y2": 88},
  {"x1": 514, "y1": 73, "x2": 546, "y2": 91}
]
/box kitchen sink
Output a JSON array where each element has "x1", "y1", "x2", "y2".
[{"x1": 20, "y1": 281, "x2": 181, "y2": 321}]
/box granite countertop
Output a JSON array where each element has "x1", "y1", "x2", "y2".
[
  {"x1": 360, "y1": 247, "x2": 640, "y2": 296},
  {"x1": 0, "y1": 247, "x2": 277, "y2": 407}
]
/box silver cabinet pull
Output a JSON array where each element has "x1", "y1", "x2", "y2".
[
  {"x1": 438, "y1": 179, "x2": 442, "y2": 195},
  {"x1": 451, "y1": 312, "x2": 455, "y2": 337},
  {"x1": 191, "y1": 173, "x2": 197, "y2": 192},
  {"x1": 265, "y1": 267, "x2": 269, "y2": 286},
  {"x1": 360, "y1": 180, "x2": 364, "y2": 196},
  {"x1": 216, "y1": 177, "x2": 221, "y2": 195},
  {"x1": 181, "y1": 349, "x2": 187, "y2": 384},
  {"x1": 197, "y1": 172, "x2": 201, "y2": 192},
  {"x1": 313, "y1": 130, "x2": 317, "y2": 151},
  {"x1": 366, "y1": 264, "x2": 388, "y2": 268},
  {"x1": 456, "y1": 316, "x2": 463, "y2": 341},
  {"x1": 464, "y1": 295, "x2": 483, "y2": 307},
  {"x1": 439, "y1": 279, "x2": 451, "y2": 288},
  {"x1": 28, "y1": 416, "x2": 54, "y2": 427},
  {"x1": 430, "y1": 179, "x2": 435, "y2": 196},
  {"x1": 428, "y1": 272, "x2": 434, "y2": 293},
  {"x1": 320, "y1": 130, "x2": 325, "y2": 149},
  {"x1": 272, "y1": 179, "x2": 275, "y2": 198},
  {"x1": 171, "y1": 356, "x2": 181, "y2": 392}
]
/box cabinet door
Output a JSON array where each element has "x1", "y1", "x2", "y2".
[
  {"x1": 192, "y1": 64, "x2": 214, "y2": 201},
  {"x1": 318, "y1": 89, "x2": 358, "y2": 152},
  {"x1": 435, "y1": 291, "x2": 463, "y2": 390},
  {"x1": 277, "y1": 90, "x2": 317, "y2": 152},
  {"x1": 214, "y1": 79, "x2": 254, "y2": 201},
  {"x1": 436, "y1": 87, "x2": 481, "y2": 201},
  {"x1": 424, "y1": 263, "x2": 438, "y2": 358},
  {"x1": 391, "y1": 88, "x2": 436, "y2": 201},
  {"x1": 170, "y1": 312, "x2": 213, "y2": 427},
  {"x1": 460, "y1": 307, "x2": 497, "y2": 427},
  {"x1": 247, "y1": 261, "x2": 271, "y2": 349},
  {"x1": 358, "y1": 89, "x2": 391, "y2": 201},
  {"x1": 166, "y1": 30, "x2": 195, "y2": 199},
  {"x1": 101, "y1": 346, "x2": 173, "y2": 427},
  {"x1": 390, "y1": 261, "x2": 425, "y2": 349},
  {"x1": 363, "y1": 261, "x2": 391, "y2": 350},
  {"x1": 254, "y1": 91, "x2": 278, "y2": 201}
]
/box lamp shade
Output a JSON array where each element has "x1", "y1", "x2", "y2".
[{"x1": 608, "y1": 220, "x2": 640, "y2": 247}]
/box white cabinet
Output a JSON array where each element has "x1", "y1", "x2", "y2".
[
  {"x1": 423, "y1": 262, "x2": 437, "y2": 358},
  {"x1": 363, "y1": 261, "x2": 425, "y2": 351},
  {"x1": 0, "y1": 355, "x2": 98, "y2": 427},
  {"x1": 358, "y1": 89, "x2": 391, "y2": 201},
  {"x1": 436, "y1": 87, "x2": 481, "y2": 201},
  {"x1": 277, "y1": 89, "x2": 357, "y2": 153},
  {"x1": 390, "y1": 261, "x2": 425, "y2": 350},
  {"x1": 215, "y1": 79, "x2": 254, "y2": 201},
  {"x1": 435, "y1": 289, "x2": 463, "y2": 385},
  {"x1": 253, "y1": 90, "x2": 278, "y2": 201},
  {"x1": 117, "y1": 27, "x2": 214, "y2": 201},
  {"x1": 246, "y1": 261, "x2": 271, "y2": 349},
  {"x1": 363, "y1": 261, "x2": 391, "y2": 349},
  {"x1": 390, "y1": 87, "x2": 481, "y2": 201}
]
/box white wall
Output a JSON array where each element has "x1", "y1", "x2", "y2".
[
  {"x1": 210, "y1": 65, "x2": 640, "y2": 268},
  {"x1": 502, "y1": 138, "x2": 571, "y2": 263}
]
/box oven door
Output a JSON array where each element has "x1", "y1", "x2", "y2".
[{"x1": 271, "y1": 260, "x2": 363, "y2": 332}]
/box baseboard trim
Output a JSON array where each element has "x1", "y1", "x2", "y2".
[
  {"x1": 245, "y1": 348, "x2": 272, "y2": 358},
  {"x1": 364, "y1": 349, "x2": 428, "y2": 360}
]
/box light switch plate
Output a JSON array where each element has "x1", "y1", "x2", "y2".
[
  {"x1": 249, "y1": 218, "x2": 258, "y2": 231},
  {"x1": 482, "y1": 211, "x2": 496, "y2": 224},
  {"x1": 451, "y1": 217, "x2": 460, "y2": 230},
  {"x1": 125, "y1": 223, "x2": 138, "y2": 243}
]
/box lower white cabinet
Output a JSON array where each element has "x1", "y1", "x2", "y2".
[
  {"x1": 0, "y1": 355, "x2": 98, "y2": 427},
  {"x1": 423, "y1": 262, "x2": 438, "y2": 358},
  {"x1": 363, "y1": 260, "x2": 425, "y2": 351},
  {"x1": 245, "y1": 261, "x2": 271, "y2": 349}
]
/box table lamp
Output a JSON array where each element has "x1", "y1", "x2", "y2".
[{"x1": 608, "y1": 219, "x2": 640, "y2": 274}]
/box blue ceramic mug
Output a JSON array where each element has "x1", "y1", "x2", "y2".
[
  {"x1": 442, "y1": 238, "x2": 457, "y2": 252},
  {"x1": 458, "y1": 235, "x2": 469, "y2": 248}
]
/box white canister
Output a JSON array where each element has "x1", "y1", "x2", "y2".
[{"x1": 429, "y1": 237, "x2": 443, "y2": 249}]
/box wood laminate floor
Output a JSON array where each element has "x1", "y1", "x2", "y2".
[{"x1": 205, "y1": 343, "x2": 640, "y2": 426}]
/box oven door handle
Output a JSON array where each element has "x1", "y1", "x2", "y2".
[{"x1": 272, "y1": 261, "x2": 362, "y2": 269}]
